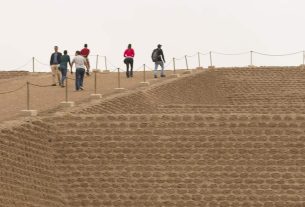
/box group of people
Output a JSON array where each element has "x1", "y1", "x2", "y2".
[
  {"x1": 50, "y1": 44, "x2": 90, "y2": 91},
  {"x1": 50, "y1": 43, "x2": 166, "y2": 91},
  {"x1": 123, "y1": 44, "x2": 166, "y2": 78}
]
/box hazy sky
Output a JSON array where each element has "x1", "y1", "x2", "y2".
[{"x1": 1, "y1": 0, "x2": 305, "y2": 71}]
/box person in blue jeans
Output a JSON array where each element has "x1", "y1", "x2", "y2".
[
  {"x1": 151, "y1": 44, "x2": 166, "y2": 78},
  {"x1": 59, "y1": 50, "x2": 72, "y2": 87},
  {"x1": 71, "y1": 51, "x2": 89, "y2": 91}
]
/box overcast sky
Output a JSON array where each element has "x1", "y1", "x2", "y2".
[{"x1": 1, "y1": 0, "x2": 305, "y2": 71}]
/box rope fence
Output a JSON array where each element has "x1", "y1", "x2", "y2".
[
  {"x1": 2, "y1": 49, "x2": 305, "y2": 115},
  {"x1": 4, "y1": 49, "x2": 305, "y2": 73}
]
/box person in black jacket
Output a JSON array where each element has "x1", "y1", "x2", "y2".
[
  {"x1": 151, "y1": 44, "x2": 166, "y2": 78},
  {"x1": 50, "y1": 46, "x2": 62, "y2": 86}
]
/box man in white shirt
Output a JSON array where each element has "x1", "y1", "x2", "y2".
[{"x1": 71, "y1": 51, "x2": 89, "y2": 91}]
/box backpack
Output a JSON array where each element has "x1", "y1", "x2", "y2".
[{"x1": 152, "y1": 49, "x2": 159, "y2": 62}]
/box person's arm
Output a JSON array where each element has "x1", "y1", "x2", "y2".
[
  {"x1": 68, "y1": 56, "x2": 73, "y2": 73},
  {"x1": 58, "y1": 53, "x2": 62, "y2": 64},
  {"x1": 71, "y1": 58, "x2": 74, "y2": 73},
  {"x1": 161, "y1": 50, "x2": 165, "y2": 62},
  {"x1": 151, "y1": 50, "x2": 155, "y2": 61},
  {"x1": 124, "y1": 49, "x2": 127, "y2": 57},
  {"x1": 132, "y1": 49, "x2": 135, "y2": 57},
  {"x1": 84, "y1": 58, "x2": 89, "y2": 72},
  {"x1": 50, "y1": 54, "x2": 53, "y2": 65}
]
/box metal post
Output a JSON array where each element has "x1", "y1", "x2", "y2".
[
  {"x1": 94, "y1": 70, "x2": 97, "y2": 94},
  {"x1": 250, "y1": 51, "x2": 253, "y2": 66},
  {"x1": 209, "y1": 51, "x2": 213, "y2": 67},
  {"x1": 185, "y1": 55, "x2": 189, "y2": 70},
  {"x1": 173, "y1": 58, "x2": 176, "y2": 74},
  {"x1": 65, "y1": 77, "x2": 68, "y2": 102},
  {"x1": 26, "y1": 81, "x2": 30, "y2": 110},
  {"x1": 104, "y1": 56, "x2": 108, "y2": 70},
  {"x1": 143, "y1": 64, "x2": 146, "y2": 82},
  {"x1": 96, "y1": 55, "x2": 99, "y2": 70},
  {"x1": 198, "y1": 52, "x2": 201, "y2": 67},
  {"x1": 32, "y1": 57, "x2": 35, "y2": 73},
  {"x1": 117, "y1": 68, "x2": 121, "y2": 88}
]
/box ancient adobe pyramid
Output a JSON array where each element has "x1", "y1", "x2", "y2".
[{"x1": 1, "y1": 67, "x2": 305, "y2": 207}]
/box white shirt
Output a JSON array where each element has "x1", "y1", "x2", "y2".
[{"x1": 72, "y1": 55, "x2": 86, "y2": 69}]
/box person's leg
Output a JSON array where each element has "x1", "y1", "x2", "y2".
[
  {"x1": 160, "y1": 61, "x2": 165, "y2": 77},
  {"x1": 55, "y1": 65, "x2": 61, "y2": 85},
  {"x1": 154, "y1": 62, "x2": 158, "y2": 78},
  {"x1": 79, "y1": 68, "x2": 85, "y2": 89},
  {"x1": 75, "y1": 68, "x2": 80, "y2": 90},
  {"x1": 130, "y1": 58, "x2": 134, "y2": 77},
  {"x1": 125, "y1": 59, "x2": 130, "y2": 78},
  {"x1": 86, "y1": 57, "x2": 90, "y2": 70},
  {"x1": 61, "y1": 68, "x2": 67, "y2": 86},
  {"x1": 51, "y1": 65, "x2": 57, "y2": 85}
]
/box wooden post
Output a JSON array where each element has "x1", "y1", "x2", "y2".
[
  {"x1": 143, "y1": 64, "x2": 146, "y2": 83},
  {"x1": 96, "y1": 55, "x2": 99, "y2": 70},
  {"x1": 32, "y1": 57, "x2": 35, "y2": 73},
  {"x1": 104, "y1": 56, "x2": 108, "y2": 70},
  {"x1": 173, "y1": 57, "x2": 176, "y2": 74},
  {"x1": 117, "y1": 68, "x2": 121, "y2": 88},
  {"x1": 250, "y1": 51, "x2": 253, "y2": 66},
  {"x1": 65, "y1": 77, "x2": 68, "y2": 102},
  {"x1": 198, "y1": 52, "x2": 201, "y2": 68},
  {"x1": 185, "y1": 55, "x2": 189, "y2": 70},
  {"x1": 94, "y1": 70, "x2": 97, "y2": 94},
  {"x1": 209, "y1": 51, "x2": 213, "y2": 67}
]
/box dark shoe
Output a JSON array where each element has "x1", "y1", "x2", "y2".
[
  {"x1": 51, "y1": 84, "x2": 57, "y2": 86},
  {"x1": 154, "y1": 75, "x2": 158, "y2": 78},
  {"x1": 161, "y1": 74, "x2": 166, "y2": 78}
]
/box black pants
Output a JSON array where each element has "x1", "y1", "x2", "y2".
[{"x1": 124, "y1": 58, "x2": 134, "y2": 77}]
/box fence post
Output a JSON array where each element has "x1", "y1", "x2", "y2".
[
  {"x1": 115, "y1": 68, "x2": 125, "y2": 90},
  {"x1": 65, "y1": 77, "x2": 68, "y2": 102},
  {"x1": 90, "y1": 70, "x2": 102, "y2": 99},
  {"x1": 26, "y1": 81, "x2": 30, "y2": 110},
  {"x1": 32, "y1": 57, "x2": 35, "y2": 73},
  {"x1": 96, "y1": 55, "x2": 99, "y2": 70},
  {"x1": 250, "y1": 51, "x2": 253, "y2": 66},
  {"x1": 140, "y1": 64, "x2": 150, "y2": 86},
  {"x1": 197, "y1": 52, "x2": 201, "y2": 68},
  {"x1": 60, "y1": 76, "x2": 74, "y2": 107},
  {"x1": 173, "y1": 57, "x2": 176, "y2": 74},
  {"x1": 185, "y1": 55, "x2": 189, "y2": 70},
  {"x1": 94, "y1": 70, "x2": 97, "y2": 94},
  {"x1": 209, "y1": 51, "x2": 214, "y2": 68},
  {"x1": 143, "y1": 64, "x2": 146, "y2": 82},
  {"x1": 104, "y1": 56, "x2": 108, "y2": 71},
  {"x1": 21, "y1": 81, "x2": 38, "y2": 116}
]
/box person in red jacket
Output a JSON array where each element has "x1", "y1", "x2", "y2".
[
  {"x1": 80, "y1": 44, "x2": 90, "y2": 75},
  {"x1": 123, "y1": 44, "x2": 135, "y2": 78}
]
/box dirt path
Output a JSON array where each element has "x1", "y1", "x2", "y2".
[{"x1": 0, "y1": 69, "x2": 189, "y2": 123}]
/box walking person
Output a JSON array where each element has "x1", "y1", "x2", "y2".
[
  {"x1": 59, "y1": 50, "x2": 72, "y2": 87},
  {"x1": 80, "y1": 43, "x2": 90, "y2": 75},
  {"x1": 71, "y1": 51, "x2": 89, "y2": 91},
  {"x1": 123, "y1": 44, "x2": 135, "y2": 78},
  {"x1": 50, "y1": 46, "x2": 62, "y2": 86},
  {"x1": 151, "y1": 44, "x2": 166, "y2": 78}
]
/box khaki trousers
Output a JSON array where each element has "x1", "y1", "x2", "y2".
[{"x1": 51, "y1": 64, "x2": 61, "y2": 85}]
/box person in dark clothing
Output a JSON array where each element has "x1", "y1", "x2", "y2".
[
  {"x1": 50, "y1": 46, "x2": 62, "y2": 86},
  {"x1": 123, "y1": 44, "x2": 135, "y2": 78},
  {"x1": 151, "y1": 44, "x2": 166, "y2": 78},
  {"x1": 59, "y1": 50, "x2": 72, "y2": 87}
]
